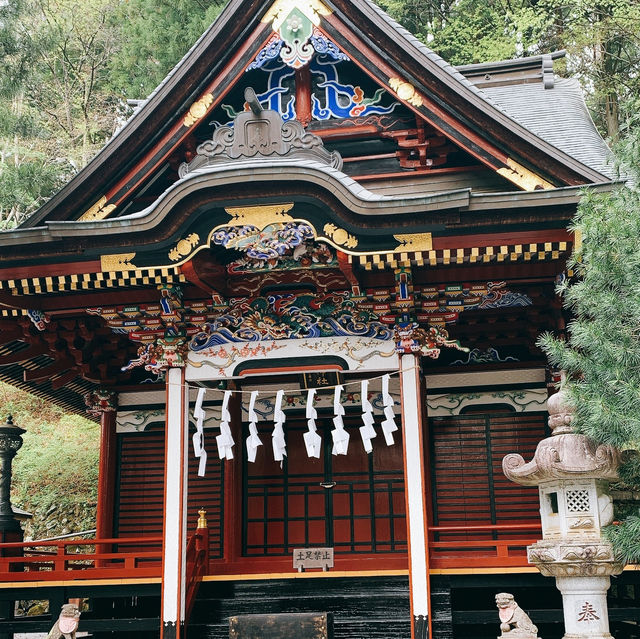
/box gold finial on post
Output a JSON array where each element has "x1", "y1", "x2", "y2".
[{"x1": 197, "y1": 509, "x2": 208, "y2": 529}]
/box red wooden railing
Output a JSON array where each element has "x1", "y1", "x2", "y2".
[
  {"x1": 0, "y1": 536, "x2": 163, "y2": 581},
  {"x1": 428, "y1": 523, "x2": 541, "y2": 569},
  {"x1": 0, "y1": 523, "x2": 541, "y2": 582},
  {"x1": 186, "y1": 516, "x2": 210, "y2": 623}
]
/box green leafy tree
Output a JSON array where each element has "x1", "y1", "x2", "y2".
[
  {"x1": 106, "y1": 0, "x2": 227, "y2": 99},
  {"x1": 538, "y1": 123, "x2": 640, "y2": 563},
  {"x1": 375, "y1": 0, "x2": 640, "y2": 139}
]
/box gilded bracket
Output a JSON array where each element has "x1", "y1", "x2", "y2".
[
  {"x1": 169, "y1": 233, "x2": 201, "y2": 262},
  {"x1": 393, "y1": 233, "x2": 432, "y2": 252},
  {"x1": 389, "y1": 78, "x2": 424, "y2": 108},
  {"x1": 225, "y1": 203, "x2": 295, "y2": 229},
  {"x1": 100, "y1": 253, "x2": 137, "y2": 272},
  {"x1": 79, "y1": 196, "x2": 117, "y2": 222},
  {"x1": 497, "y1": 158, "x2": 554, "y2": 191},
  {"x1": 323, "y1": 223, "x2": 358, "y2": 249}
]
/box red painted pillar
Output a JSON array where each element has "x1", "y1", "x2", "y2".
[{"x1": 96, "y1": 408, "x2": 117, "y2": 541}]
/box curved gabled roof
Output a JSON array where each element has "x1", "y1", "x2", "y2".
[
  {"x1": 480, "y1": 79, "x2": 614, "y2": 179},
  {"x1": 17, "y1": 0, "x2": 613, "y2": 230}
]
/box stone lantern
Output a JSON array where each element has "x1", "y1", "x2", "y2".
[{"x1": 503, "y1": 386, "x2": 623, "y2": 639}]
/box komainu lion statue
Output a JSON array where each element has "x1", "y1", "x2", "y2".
[
  {"x1": 495, "y1": 593, "x2": 539, "y2": 639},
  {"x1": 47, "y1": 603, "x2": 81, "y2": 639}
]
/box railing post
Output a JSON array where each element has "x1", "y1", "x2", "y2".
[{"x1": 196, "y1": 509, "x2": 209, "y2": 571}]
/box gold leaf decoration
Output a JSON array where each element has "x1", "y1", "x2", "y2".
[
  {"x1": 225, "y1": 203, "x2": 295, "y2": 229},
  {"x1": 184, "y1": 93, "x2": 214, "y2": 127},
  {"x1": 262, "y1": 0, "x2": 331, "y2": 29},
  {"x1": 100, "y1": 253, "x2": 137, "y2": 272},
  {"x1": 393, "y1": 233, "x2": 433, "y2": 252},
  {"x1": 497, "y1": 158, "x2": 554, "y2": 191},
  {"x1": 323, "y1": 223, "x2": 358, "y2": 249},
  {"x1": 389, "y1": 78, "x2": 423, "y2": 107},
  {"x1": 169, "y1": 233, "x2": 201, "y2": 262},
  {"x1": 79, "y1": 196, "x2": 117, "y2": 221}
]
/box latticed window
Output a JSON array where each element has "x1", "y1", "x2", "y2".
[{"x1": 565, "y1": 489, "x2": 590, "y2": 513}]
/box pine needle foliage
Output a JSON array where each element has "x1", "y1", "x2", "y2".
[{"x1": 538, "y1": 123, "x2": 640, "y2": 563}]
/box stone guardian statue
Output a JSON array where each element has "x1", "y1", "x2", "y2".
[
  {"x1": 495, "y1": 593, "x2": 539, "y2": 639},
  {"x1": 47, "y1": 603, "x2": 81, "y2": 639}
]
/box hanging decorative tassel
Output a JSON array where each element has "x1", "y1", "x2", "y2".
[
  {"x1": 359, "y1": 379, "x2": 377, "y2": 453},
  {"x1": 192, "y1": 387, "x2": 208, "y2": 477},
  {"x1": 246, "y1": 390, "x2": 262, "y2": 463},
  {"x1": 216, "y1": 390, "x2": 235, "y2": 460},
  {"x1": 304, "y1": 388, "x2": 322, "y2": 458},
  {"x1": 381, "y1": 374, "x2": 398, "y2": 445},
  {"x1": 272, "y1": 389, "x2": 287, "y2": 462},
  {"x1": 331, "y1": 384, "x2": 349, "y2": 455}
]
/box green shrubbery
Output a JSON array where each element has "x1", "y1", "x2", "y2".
[{"x1": 0, "y1": 382, "x2": 99, "y2": 540}]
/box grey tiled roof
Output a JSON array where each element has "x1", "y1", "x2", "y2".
[{"x1": 480, "y1": 78, "x2": 614, "y2": 179}]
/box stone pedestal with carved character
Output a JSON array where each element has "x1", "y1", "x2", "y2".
[{"x1": 502, "y1": 386, "x2": 624, "y2": 639}]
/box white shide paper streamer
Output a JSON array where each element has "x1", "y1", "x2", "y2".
[
  {"x1": 216, "y1": 390, "x2": 235, "y2": 460},
  {"x1": 192, "y1": 387, "x2": 207, "y2": 477},
  {"x1": 331, "y1": 384, "x2": 349, "y2": 455},
  {"x1": 304, "y1": 388, "x2": 322, "y2": 458},
  {"x1": 359, "y1": 379, "x2": 377, "y2": 453},
  {"x1": 381, "y1": 374, "x2": 398, "y2": 445},
  {"x1": 272, "y1": 389, "x2": 287, "y2": 462},
  {"x1": 246, "y1": 390, "x2": 262, "y2": 462}
]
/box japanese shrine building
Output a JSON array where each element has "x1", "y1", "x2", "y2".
[{"x1": 0, "y1": 0, "x2": 637, "y2": 638}]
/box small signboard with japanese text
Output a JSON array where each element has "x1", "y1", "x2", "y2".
[{"x1": 293, "y1": 547, "x2": 334, "y2": 572}]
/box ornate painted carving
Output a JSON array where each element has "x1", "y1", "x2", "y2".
[
  {"x1": 394, "y1": 321, "x2": 468, "y2": 359},
  {"x1": 323, "y1": 223, "x2": 358, "y2": 249},
  {"x1": 227, "y1": 239, "x2": 335, "y2": 273},
  {"x1": 262, "y1": 0, "x2": 332, "y2": 67},
  {"x1": 312, "y1": 57, "x2": 399, "y2": 120},
  {"x1": 26, "y1": 309, "x2": 49, "y2": 332},
  {"x1": 211, "y1": 221, "x2": 315, "y2": 260},
  {"x1": 179, "y1": 109, "x2": 342, "y2": 176},
  {"x1": 84, "y1": 389, "x2": 117, "y2": 418},
  {"x1": 189, "y1": 292, "x2": 394, "y2": 349},
  {"x1": 233, "y1": 55, "x2": 398, "y2": 124},
  {"x1": 389, "y1": 78, "x2": 424, "y2": 107},
  {"x1": 168, "y1": 233, "x2": 200, "y2": 262},
  {"x1": 451, "y1": 347, "x2": 519, "y2": 366},
  {"x1": 184, "y1": 93, "x2": 214, "y2": 127},
  {"x1": 122, "y1": 337, "x2": 189, "y2": 374},
  {"x1": 262, "y1": 0, "x2": 331, "y2": 28},
  {"x1": 427, "y1": 388, "x2": 547, "y2": 416},
  {"x1": 79, "y1": 195, "x2": 116, "y2": 222}
]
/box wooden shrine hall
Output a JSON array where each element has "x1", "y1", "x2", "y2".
[{"x1": 0, "y1": 0, "x2": 636, "y2": 637}]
